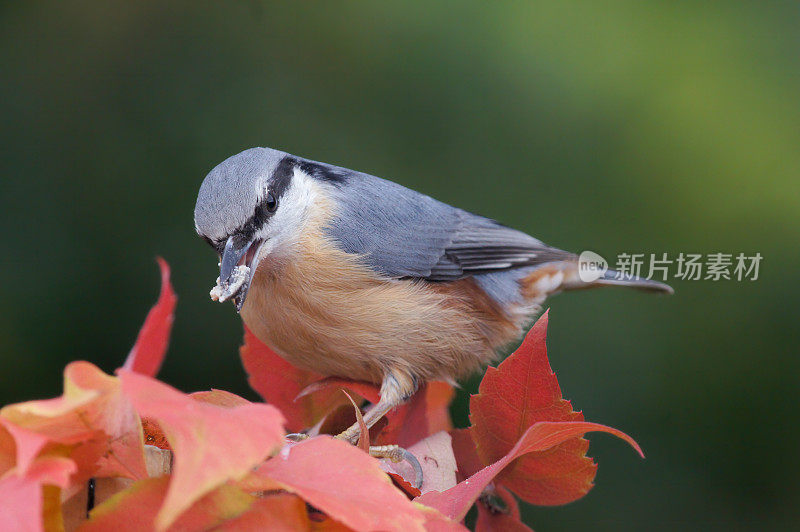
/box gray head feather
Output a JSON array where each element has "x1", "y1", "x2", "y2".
[{"x1": 194, "y1": 147, "x2": 287, "y2": 242}]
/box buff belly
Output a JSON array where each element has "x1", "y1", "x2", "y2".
[{"x1": 240, "y1": 233, "x2": 528, "y2": 385}]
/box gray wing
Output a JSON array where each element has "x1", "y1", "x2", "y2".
[
  {"x1": 319, "y1": 165, "x2": 574, "y2": 281},
  {"x1": 427, "y1": 212, "x2": 575, "y2": 280}
]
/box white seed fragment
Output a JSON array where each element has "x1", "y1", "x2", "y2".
[{"x1": 208, "y1": 265, "x2": 251, "y2": 303}]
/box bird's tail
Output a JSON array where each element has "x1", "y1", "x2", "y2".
[
  {"x1": 582, "y1": 268, "x2": 674, "y2": 294},
  {"x1": 520, "y1": 259, "x2": 674, "y2": 301}
]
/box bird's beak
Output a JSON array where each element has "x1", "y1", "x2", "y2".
[
  {"x1": 220, "y1": 236, "x2": 251, "y2": 285},
  {"x1": 215, "y1": 235, "x2": 262, "y2": 312}
]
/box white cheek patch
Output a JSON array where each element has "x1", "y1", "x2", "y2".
[{"x1": 255, "y1": 168, "x2": 323, "y2": 259}]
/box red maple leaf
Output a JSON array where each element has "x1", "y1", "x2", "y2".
[
  {"x1": 122, "y1": 257, "x2": 177, "y2": 378},
  {"x1": 418, "y1": 311, "x2": 643, "y2": 526},
  {"x1": 471, "y1": 310, "x2": 642, "y2": 505},
  {"x1": 418, "y1": 420, "x2": 641, "y2": 521},
  {"x1": 239, "y1": 327, "x2": 355, "y2": 433},
  {"x1": 377, "y1": 382, "x2": 454, "y2": 448}
]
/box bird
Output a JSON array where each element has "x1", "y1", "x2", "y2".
[{"x1": 194, "y1": 147, "x2": 672, "y2": 443}]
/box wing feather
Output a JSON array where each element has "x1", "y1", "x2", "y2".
[{"x1": 315, "y1": 162, "x2": 574, "y2": 281}]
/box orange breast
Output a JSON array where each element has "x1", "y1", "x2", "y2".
[{"x1": 240, "y1": 230, "x2": 527, "y2": 384}]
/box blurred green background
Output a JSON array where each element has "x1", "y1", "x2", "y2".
[{"x1": 1, "y1": 1, "x2": 798, "y2": 529}]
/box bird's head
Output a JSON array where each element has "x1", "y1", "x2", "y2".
[{"x1": 194, "y1": 147, "x2": 334, "y2": 311}]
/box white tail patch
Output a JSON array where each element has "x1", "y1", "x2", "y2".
[{"x1": 532, "y1": 270, "x2": 565, "y2": 295}]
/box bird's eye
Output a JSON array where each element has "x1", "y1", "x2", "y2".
[{"x1": 265, "y1": 191, "x2": 277, "y2": 212}]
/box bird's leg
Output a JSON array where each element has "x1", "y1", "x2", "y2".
[
  {"x1": 335, "y1": 371, "x2": 424, "y2": 488},
  {"x1": 336, "y1": 370, "x2": 418, "y2": 444}
]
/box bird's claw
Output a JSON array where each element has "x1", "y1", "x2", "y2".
[{"x1": 369, "y1": 444, "x2": 423, "y2": 490}]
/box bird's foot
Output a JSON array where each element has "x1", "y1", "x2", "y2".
[
  {"x1": 369, "y1": 445, "x2": 423, "y2": 490},
  {"x1": 333, "y1": 370, "x2": 424, "y2": 488},
  {"x1": 336, "y1": 369, "x2": 418, "y2": 444},
  {"x1": 368, "y1": 444, "x2": 404, "y2": 462},
  {"x1": 285, "y1": 432, "x2": 309, "y2": 443},
  {"x1": 333, "y1": 430, "x2": 424, "y2": 489}
]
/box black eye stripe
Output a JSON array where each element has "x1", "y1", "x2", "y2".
[
  {"x1": 234, "y1": 157, "x2": 294, "y2": 242},
  {"x1": 206, "y1": 155, "x2": 340, "y2": 248},
  {"x1": 269, "y1": 157, "x2": 295, "y2": 199},
  {"x1": 294, "y1": 159, "x2": 348, "y2": 185}
]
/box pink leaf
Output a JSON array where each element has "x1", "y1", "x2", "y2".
[
  {"x1": 378, "y1": 382, "x2": 454, "y2": 448},
  {"x1": 254, "y1": 436, "x2": 429, "y2": 531},
  {"x1": 0, "y1": 456, "x2": 76, "y2": 532},
  {"x1": 1, "y1": 362, "x2": 147, "y2": 481},
  {"x1": 118, "y1": 370, "x2": 285, "y2": 531},
  {"x1": 0, "y1": 420, "x2": 49, "y2": 476},
  {"x1": 189, "y1": 389, "x2": 251, "y2": 408},
  {"x1": 79, "y1": 477, "x2": 264, "y2": 532},
  {"x1": 213, "y1": 493, "x2": 315, "y2": 531}
]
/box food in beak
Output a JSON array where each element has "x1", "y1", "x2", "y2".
[{"x1": 209, "y1": 265, "x2": 250, "y2": 303}]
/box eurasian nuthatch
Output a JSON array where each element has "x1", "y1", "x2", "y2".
[{"x1": 194, "y1": 147, "x2": 672, "y2": 441}]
